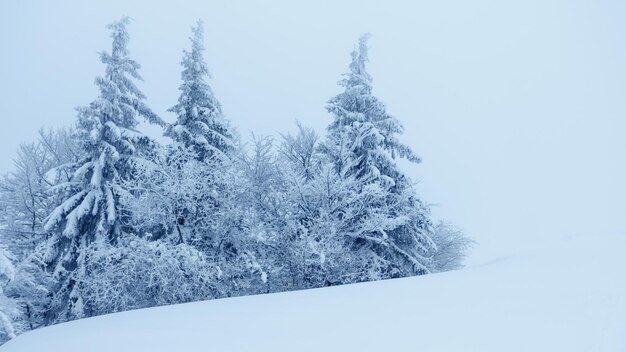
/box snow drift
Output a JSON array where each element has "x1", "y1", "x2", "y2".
[{"x1": 3, "y1": 233, "x2": 625, "y2": 352}]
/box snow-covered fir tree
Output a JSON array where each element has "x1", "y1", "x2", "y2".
[
  {"x1": 322, "y1": 34, "x2": 436, "y2": 277},
  {"x1": 162, "y1": 20, "x2": 235, "y2": 251},
  {"x1": 42, "y1": 17, "x2": 163, "y2": 322},
  {"x1": 325, "y1": 34, "x2": 420, "y2": 191},
  {"x1": 167, "y1": 20, "x2": 233, "y2": 162}
]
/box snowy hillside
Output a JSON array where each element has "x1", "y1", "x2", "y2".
[{"x1": 3, "y1": 233, "x2": 625, "y2": 352}]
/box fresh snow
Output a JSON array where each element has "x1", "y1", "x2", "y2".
[{"x1": 3, "y1": 233, "x2": 625, "y2": 351}]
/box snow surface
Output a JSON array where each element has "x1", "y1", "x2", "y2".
[{"x1": 3, "y1": 233, "x2": 625, "y2": 351}]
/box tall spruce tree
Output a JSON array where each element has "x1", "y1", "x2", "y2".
[
  {"x1": 167, "y1": 20, "x2": 233, "y2": 162},
  {"x1": 323, "y1": 34, "x2": 435, "y2": 277},
  {"x1": 325, "y1": 34, "x2": 420, "y2": 192},
  {"x1": 43, "y1": 17, "x2": 163, "y2": 321}
]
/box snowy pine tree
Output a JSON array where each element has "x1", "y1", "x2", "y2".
[
  {"x1": 167, "y1": 20, "x2": 233, "y2": 162},
  {"x1": 325, "y1": 34, "x2": 420, "y2": 191},
  {"x1": 42, "y1": 17, "x2": 163, "y2": 321},
  {"x1": 322, "y1": 34, "x2": 436, "y2": 277}
]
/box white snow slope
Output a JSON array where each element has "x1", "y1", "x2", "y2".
[{"x1": 3, "y1": 233, "x2": 625, "y2": 352}]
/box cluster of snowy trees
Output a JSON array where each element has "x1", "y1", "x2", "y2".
[{"x1": 0, "y1": 18, "x2": 472, "y2": 343}]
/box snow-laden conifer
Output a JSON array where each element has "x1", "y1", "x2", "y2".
[
  {"x1": 322, "y1": 35, "x2": 436, "y2": 276},
  {"x1": 325, "y1": 34, "x2": 419, "y2": 191},
  {"x1": 42, "y1": 17, "x2": 163, "y2": 321},
  {"x1": 167, "y1": 20, "x2": 233, "y2": 162}
]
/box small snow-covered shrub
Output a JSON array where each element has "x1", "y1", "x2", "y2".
[
  {"x1": 0, "y1": 248, "x2": 18, "y2": 343},
  {"x1": 429, "y1": 222, "x2": 474, "y2": 272},
  {"x1": 81, "y1": 238, "x2": 221, "y2": 316}
]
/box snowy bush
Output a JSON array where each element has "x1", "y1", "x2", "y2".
[
  {"x1": 429, "y1": 222, "x2": 474, "y2": 272},
  {"x1": 80, "y1": 238, "x2": 221, "y2": 316},
  {"x1": 0, "y1": 248, "x2": 18, "y2": 343},
  {"x1": 121, "y1": 145, "x2": 219, "y2": 243},
  {"x1": 0, "y1": 128, "x2": 78, "y2": 259},
  {"x1": 3, "y1": 249, "x2": 51, "y2": 334}
]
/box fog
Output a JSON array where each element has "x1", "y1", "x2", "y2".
[{"x1": 1, "y1": 0, "x2": 624, "y2": 263}]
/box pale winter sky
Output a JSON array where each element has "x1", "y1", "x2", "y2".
[{"x1": 1, "y1": 0, "x2": 624, "y2": 263}]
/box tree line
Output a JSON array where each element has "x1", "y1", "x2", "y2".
[{"x1": 0, "y1": 18, "x2": 473, "y2": 343}]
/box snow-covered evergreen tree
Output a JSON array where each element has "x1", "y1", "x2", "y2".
[
  {"x1": 325, "y1": 34, "x2": 420, "y2": 191},
  {"x1": 167, "y1": 20, "x2": 233, "y2": 162},
  {"x1": 42, "y1": 17, "x2": 163, "y2": 322},
  {"x1": 322, "y1": 35, "x2": 436, "y2": 277},
  {"x1": 161, "y1": 20, "x2": 235, "y2": 251}
]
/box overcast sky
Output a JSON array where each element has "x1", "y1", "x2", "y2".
[{"x1": 1, "y1": 0, "x2": 624, "y2": 263}]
